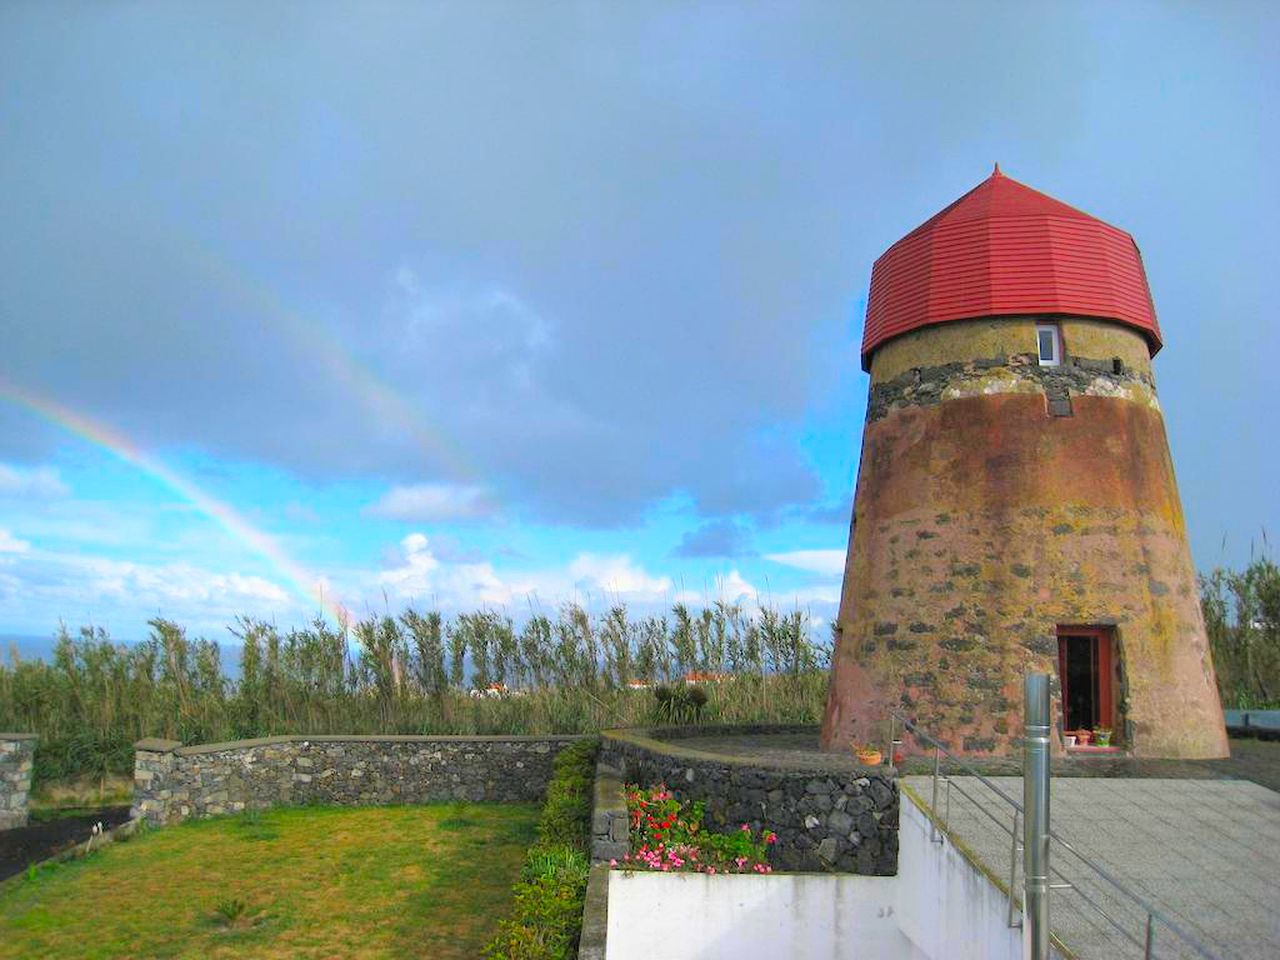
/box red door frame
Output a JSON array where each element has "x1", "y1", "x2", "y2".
[{"x1": 1056, "y1": 626, "x2": 1115, "y2": 735}]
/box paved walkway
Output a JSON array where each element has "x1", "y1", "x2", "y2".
[
  {"x1": 903, "y1": 775, "x2": 1280, "y2": 960},
  {"x1": 665, "y1": 731, "x2": 1280, "y2": 791}
]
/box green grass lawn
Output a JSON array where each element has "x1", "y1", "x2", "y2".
[{"x1": 0, "y1": 803, "x2": 539, "y2": 960}]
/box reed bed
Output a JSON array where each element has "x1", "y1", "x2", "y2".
[
  {"x1": 0, "y1": 602, "x2": 829, "y2": 785},
  {"x1": 1201, "y1": 556, "x2": 1280, "y2": 710}
]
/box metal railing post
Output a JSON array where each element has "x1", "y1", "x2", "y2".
[
  {"x1": 944, "y1": 775, "x2": 952, "y2": 831},
  {"x1": 1007, "y1": 809, "x2": 1021, "y2": 928},
  {"x1": 930, "y1": 743, "x2": 941, "y2": 843},
  {"x1": 1144, "y1": 913, "x2": 1155, "y2": 959},
  {"x1": 1023, "y1": 673, "x2": 1051, "y2": 960}
]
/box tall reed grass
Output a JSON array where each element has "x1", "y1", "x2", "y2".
[
  {"x1": 0, "y1": 602, "x2": 830, "y2": 784},
  {"x1": 1201, "y1": 555, "x2": 1280, "y2": 709}
]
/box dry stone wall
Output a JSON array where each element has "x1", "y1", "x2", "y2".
[
  {"x1": 0, "y1": 734, "x2": 36, "y2": 830},
  {"x1": 600, "y1": 727, "x2": 898, "y2": 875},
  {"x1": 132, "y1": 733, "x2": 582, "y2": 825}
]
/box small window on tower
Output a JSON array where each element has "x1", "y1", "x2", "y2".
[{"x1": 1036, "y1": 323, "x2": 1061, "y2": 367}]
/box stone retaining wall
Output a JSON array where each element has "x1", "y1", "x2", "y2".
[
  {"x1": 600, "y1": 727, "x2": 898, "y2": 875},
  {"x1": 132, "y1": 734, "x2": 582, "y2": 825},
  {"x1": 0, "y1": 734, "x2": 36, "y2": 830},
  {"x1": 590, "y1": 759, "x2": 629, "y2": 864}
]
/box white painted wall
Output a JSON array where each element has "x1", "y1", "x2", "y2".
[
  {"x1": 605, "y1": 871, "x2": 916, "y2": 960},
  {"x1": 604, "y1": 792, "x2": 1040, "y2": 960},
  {"x1": 895, "y1": 790, "x2": 1025, "y2": 960}
]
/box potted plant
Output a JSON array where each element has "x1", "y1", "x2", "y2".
[
  {"x1": 851, "y1": 743, "x2": 883, "y2": 765},
  {"x1": 1063, "y1": 734, "x2": 1077, "y2": 748},
  {"x1": 1093, "y1": 727, "x2": 1112, "y2": 747},
  {"x1": 1074, "y1": 729, "x2": 1092, "y2": 746}
]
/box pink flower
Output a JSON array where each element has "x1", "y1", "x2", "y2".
[
  {"x1": 610, "y1": 859, "x2": 618, "y2": 867},
  {"x1": 740, "y1": 823, "x2": 750, "y2": 832}
]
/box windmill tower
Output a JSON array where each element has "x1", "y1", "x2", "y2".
[{"x1": 821, "y1": 167, "x2": 1227, "y2": 759}]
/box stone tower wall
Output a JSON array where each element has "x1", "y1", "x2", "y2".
[
  {"x1": 821, "y1": 316, "x2": 1228, "y2": 759},
  {"x1": 0, "y1": 734, "x2": 36, "y2": 830}
]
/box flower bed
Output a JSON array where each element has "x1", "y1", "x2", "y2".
[{"x1": 617, "y1": 783, "x2": 776, "y2": 875}]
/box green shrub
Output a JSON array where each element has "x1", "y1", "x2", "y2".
[
  {"x1": 651, "y1": 683, "x2": 709, "y2": 725},
  {"x1": 484, "y1": 737, "x2": 599, "y2": 960}
]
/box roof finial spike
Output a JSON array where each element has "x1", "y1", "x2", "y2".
[{"x1": 993, "y1": 161, "x2": 1002, "y2": 177}]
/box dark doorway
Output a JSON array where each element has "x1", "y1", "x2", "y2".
[{"x1": 1057, "y1": 627, "x2": 1115, "y2": 736}]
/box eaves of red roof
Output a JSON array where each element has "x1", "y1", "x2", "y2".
[{"x1": 862, "y1": 168, "x2": 1162, "y2": 371}]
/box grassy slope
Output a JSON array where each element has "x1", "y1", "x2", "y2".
[{"x1": 0, "y1": 804, "x2": 539, "y2": 960}]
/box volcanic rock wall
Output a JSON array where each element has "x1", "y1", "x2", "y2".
[
  {"x1": 0, "y1": 734, "x2": 36, "y2": 830},
  {"x1": 132, "y1": 733, "x2": 582, "y2": 825},
  {"x1": 600, "y1": 727, "x2": 898, "y2": 875}
]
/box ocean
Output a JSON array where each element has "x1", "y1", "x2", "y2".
[{"x1": 1, "y1": 633, "x2": 243, "y2": 678}]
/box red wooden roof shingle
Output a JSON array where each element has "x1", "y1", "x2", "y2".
[{"x1": 862, "y1": 167, "x2": 1161, "y2": 370}]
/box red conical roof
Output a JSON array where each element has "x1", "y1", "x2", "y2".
[{"x1": 862, "y1": 168, "x2": 1161, "y2": 370}]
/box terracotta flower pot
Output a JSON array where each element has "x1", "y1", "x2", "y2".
[
  {"x1": 855, "y1": 749, "x2": 882, "y2": 766},
  {"x1": 1075, "y1": 730, "x2": 1092, "y2": 746}
]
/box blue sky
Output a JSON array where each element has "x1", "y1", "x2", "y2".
[{"x1": 1, "y1": 2, "x2": 1277, "y2": 639}]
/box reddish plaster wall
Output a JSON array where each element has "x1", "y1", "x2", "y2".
[{"x1": 821, "y1": 325, "x2": 1227, "y2": 759}]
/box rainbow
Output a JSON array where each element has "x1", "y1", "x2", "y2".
[
  {"x1": 175, "y1": 237, "x2": 479, "y2": 482},
  {"x1": 0, "y1": 376, "x2": 349, "y2": 625}
]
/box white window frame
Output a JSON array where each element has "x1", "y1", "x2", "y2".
[{"x1": 1036, "y1": 323, "x2": 1062, "y2": 367}]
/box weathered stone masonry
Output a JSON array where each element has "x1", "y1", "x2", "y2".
[
  {"x1": 0, "y1": 734, "x2": 36, "y2": 830},
  {"x1": 823, "y1": 315, "x2": 1227, "y2": 759},
  {"x1": 132, "y1": 733, "x2": 582, "y2": 825},
  {"x1": 866, "y1": 348, "x2": 1157, "y2": 423},
  {"x1": 599, "y1": 727, "x2": 898, "y2": 875}
]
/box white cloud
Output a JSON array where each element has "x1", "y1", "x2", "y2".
[
  {"x1": 376, "y1": 534, "x2": 677, "y2": 610},
  {"x1": 567, "y1": 553, "x2": 673, "y2": 600},
  {"x1": 675, "y1": 569, "x2": 758, "y2": 606},
  {"x1": 0, "y1": 528, "x2": 30, "y2": 554},
  {"x1": 764, "y1": 549, "x2": 846, "y2": 577},
  {"x1": 378, "y1": 532, "x2": 511, "y2": 607},
  {"x1": 716, "y1": 569, "x2": 757, "y2": 602},
  {"x1": 61, "y1": 555, "x2": 290, "y2": 606},
  {"x1": 0, "y1": 542, "x2": 296, "y2": 635},
  {"x1": 777, "y1": 584, "x2": 842, "y2": 606},
  {"x1": 364, "y1": 483, "x2": 499, "y2": 522},
  {"x1": 0, "y1": 464, "x2": 70, "y2": 499}
]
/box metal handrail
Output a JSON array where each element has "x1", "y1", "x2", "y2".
[
  {"x1": 934, "y1": 776, "x2": 1150, "y2": 952},
  {"x1": 891, "y1": 711, "x2": 1223, "y2": 960}
]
